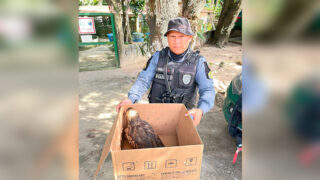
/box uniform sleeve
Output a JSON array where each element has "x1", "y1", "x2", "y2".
[
  {"x1": 128, "y1": 52, "x2": 160, "y2": 103},
  {"x1": 196, "y1": 57, "x2": 215, "y2": 114}
]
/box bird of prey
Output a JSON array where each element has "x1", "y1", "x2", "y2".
[{"x1": 123, "y1": 108, "x2": 164, "y2": 149}]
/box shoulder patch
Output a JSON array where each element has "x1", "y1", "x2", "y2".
[
  {"x1": 204, "y1": 62, "x2": 212, "y2": 79},
  {"x1": 143, "y1": 56, "x2": 153, "y2": 70}
]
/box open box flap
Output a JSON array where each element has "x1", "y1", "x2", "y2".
[
  {"x1": 94, "y1": 107, "x2": 123, "y2": 179},
  {"x1": 176, "y1": 105, "x2": 204, "y2": 146}
]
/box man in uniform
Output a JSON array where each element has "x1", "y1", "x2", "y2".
[{"x1": 116, "y1": 17, "x2": 215, "y2": 127}]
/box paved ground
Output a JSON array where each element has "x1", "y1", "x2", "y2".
[
  {"x1": 79, "y1": 43, "x2": 242, "y2": 180},
  {"x1": 79, "y1": 45, "x2": 115, "y2": 72}
]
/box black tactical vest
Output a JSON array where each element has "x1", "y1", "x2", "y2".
[{"x1": 148, "y1": 47, "x2": 201, "y2": 109}]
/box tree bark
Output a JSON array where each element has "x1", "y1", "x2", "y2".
[
  {"x1": 213, "y1": 0, "x2": 242, "y2": 47},
  {"x1": 253, "y1": 0, "x2": 318, "y2": 41},
  {"x1": 145, "y1": 0, "x2": 180, "y2": 53},
  {"x1": 182, "y1": 0, "x2": 206, "y2": 49},
  {"x1": 107, "y1": 0, "x2": 125, "y2": 61},
  {"x1": 122, "y1": 0, "x2": 132, "y2": 43}
]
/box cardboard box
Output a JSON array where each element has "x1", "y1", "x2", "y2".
[{"x1": 95, "y1": 104, "x2": 204, "y2": 180}]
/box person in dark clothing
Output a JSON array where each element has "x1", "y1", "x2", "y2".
[{"x1": 116, "y1": 17, "x2": 215, "y2": 127}]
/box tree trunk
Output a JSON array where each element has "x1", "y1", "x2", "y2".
[
  {"x1": 145, "y1": 0, "x2": 180, "y2": 53},
  {"x1": 108, "y1": 0, "x2": 125, "y2": 62},
  {"x1": 182, "y1": 0, "x2": 206, "y2": 49},
  {"x1": 253, "y1": 0, "x2": 318, "y2": 41},
  {"x1": 122, "y1": 0, "x2": 132, "y2": 43},
  {"x1": 213, "y1": 0, "x2": 242, "y2": 47}
]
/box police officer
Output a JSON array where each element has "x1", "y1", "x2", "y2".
[{"x1": 116, "y1": 17, "x2": 215, "y2": 127}]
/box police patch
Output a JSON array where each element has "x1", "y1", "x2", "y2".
[
  {"x1": 182, "y1": 74, "x2": 192, "y2": 85},
  {"x1": 143, "y1": 56, "x2": 153, "y2": 70},
  {"x1": 204, "y1": 62, "x2": 212, "y2": 79}
]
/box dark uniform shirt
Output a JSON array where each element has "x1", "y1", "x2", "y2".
[{"x1": 128, "y1": 49, "x2": 215, "y2": 114}]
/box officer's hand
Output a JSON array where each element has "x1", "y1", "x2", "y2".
[
  {"x1": 116, "y1": 99, "x2": 133, "y2": 113},
  {"x1": 185, "y1": 109, "x2": 203, "y2": 127}
]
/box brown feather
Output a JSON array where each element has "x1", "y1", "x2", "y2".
[{"x1": 123, "y1": 108, "x2": 164, "y2": 149}]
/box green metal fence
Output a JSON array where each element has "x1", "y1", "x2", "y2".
[{"x1": 78, "y1": 13, "x2": 119, "y2": 68}]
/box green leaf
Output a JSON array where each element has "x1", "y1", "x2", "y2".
[{"x1": 197, "y1": 32, "x2": 205, "y2": 40}]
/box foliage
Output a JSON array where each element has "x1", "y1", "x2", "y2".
[
  {"x1": 205, "y1": 0, "x2": 215, "y2": 11},
  {"x1": 141, "y1": 14, "x2": 149, "y2": 34},
  {"x1": 138, "y1": 14, "x2": 151, "y2": 56},
  {"x1": 197, "y1": 19, "x2": 214, "y2": 40},
  {"x1": 214, "y1": 0, "x2": 223, "y2": 18},
  {"x1": 129, "y1": 0, "x2": 145, "y2": 19},
  {"x1": 128, "y1": 1, "x2": 150, "y2": 56},
  {"x1": 205, "y1": 0, "x2": 223, "y2": 19},
  {"x1": 78, "y1": 0, "x2": 101, "y2": 6},
  {"x1": 197, "y1": 32, "x2": 206, "y2": 40},
  {"x1": 138, "y1": 34, "x2": 150, "y2": 56}
]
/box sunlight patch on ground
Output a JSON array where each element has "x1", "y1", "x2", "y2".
[
  {"x1": 88, "y1": 102, "x2": 99, "y2": 107},
  {"x1": 79, "y1": 105, "x2": 86, "y2": 111},
  {"x1": 88, "y1": 55, "x2": 103, "y2": 58},
  {"x1": 98, "y1": 113, "x2": 112, "y2": 119},
  {"x1": 81, "y1": 92, "x2": 101, "y2": 102},
  {"x1": 109, "y1": 100, "x2": 120, "y2": 106},
  {"x1": 100, "y1": 121, "x2": 114, "y2": 134}
]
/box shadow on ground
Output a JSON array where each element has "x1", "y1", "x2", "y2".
[{"x1": 79, "y1": 45, "x2": 116, "y2": 72}]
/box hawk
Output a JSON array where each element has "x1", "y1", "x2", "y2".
[{"x1": 123, "y1": 108, "x2": 164, "y2": 149}]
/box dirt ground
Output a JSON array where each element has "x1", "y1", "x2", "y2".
[
  {"x1": 79, "y1": 43, "x2": 242, "y2": 180},
  {"x1": 79, "y1": 45, "x2": 115, "y2": 72}
]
